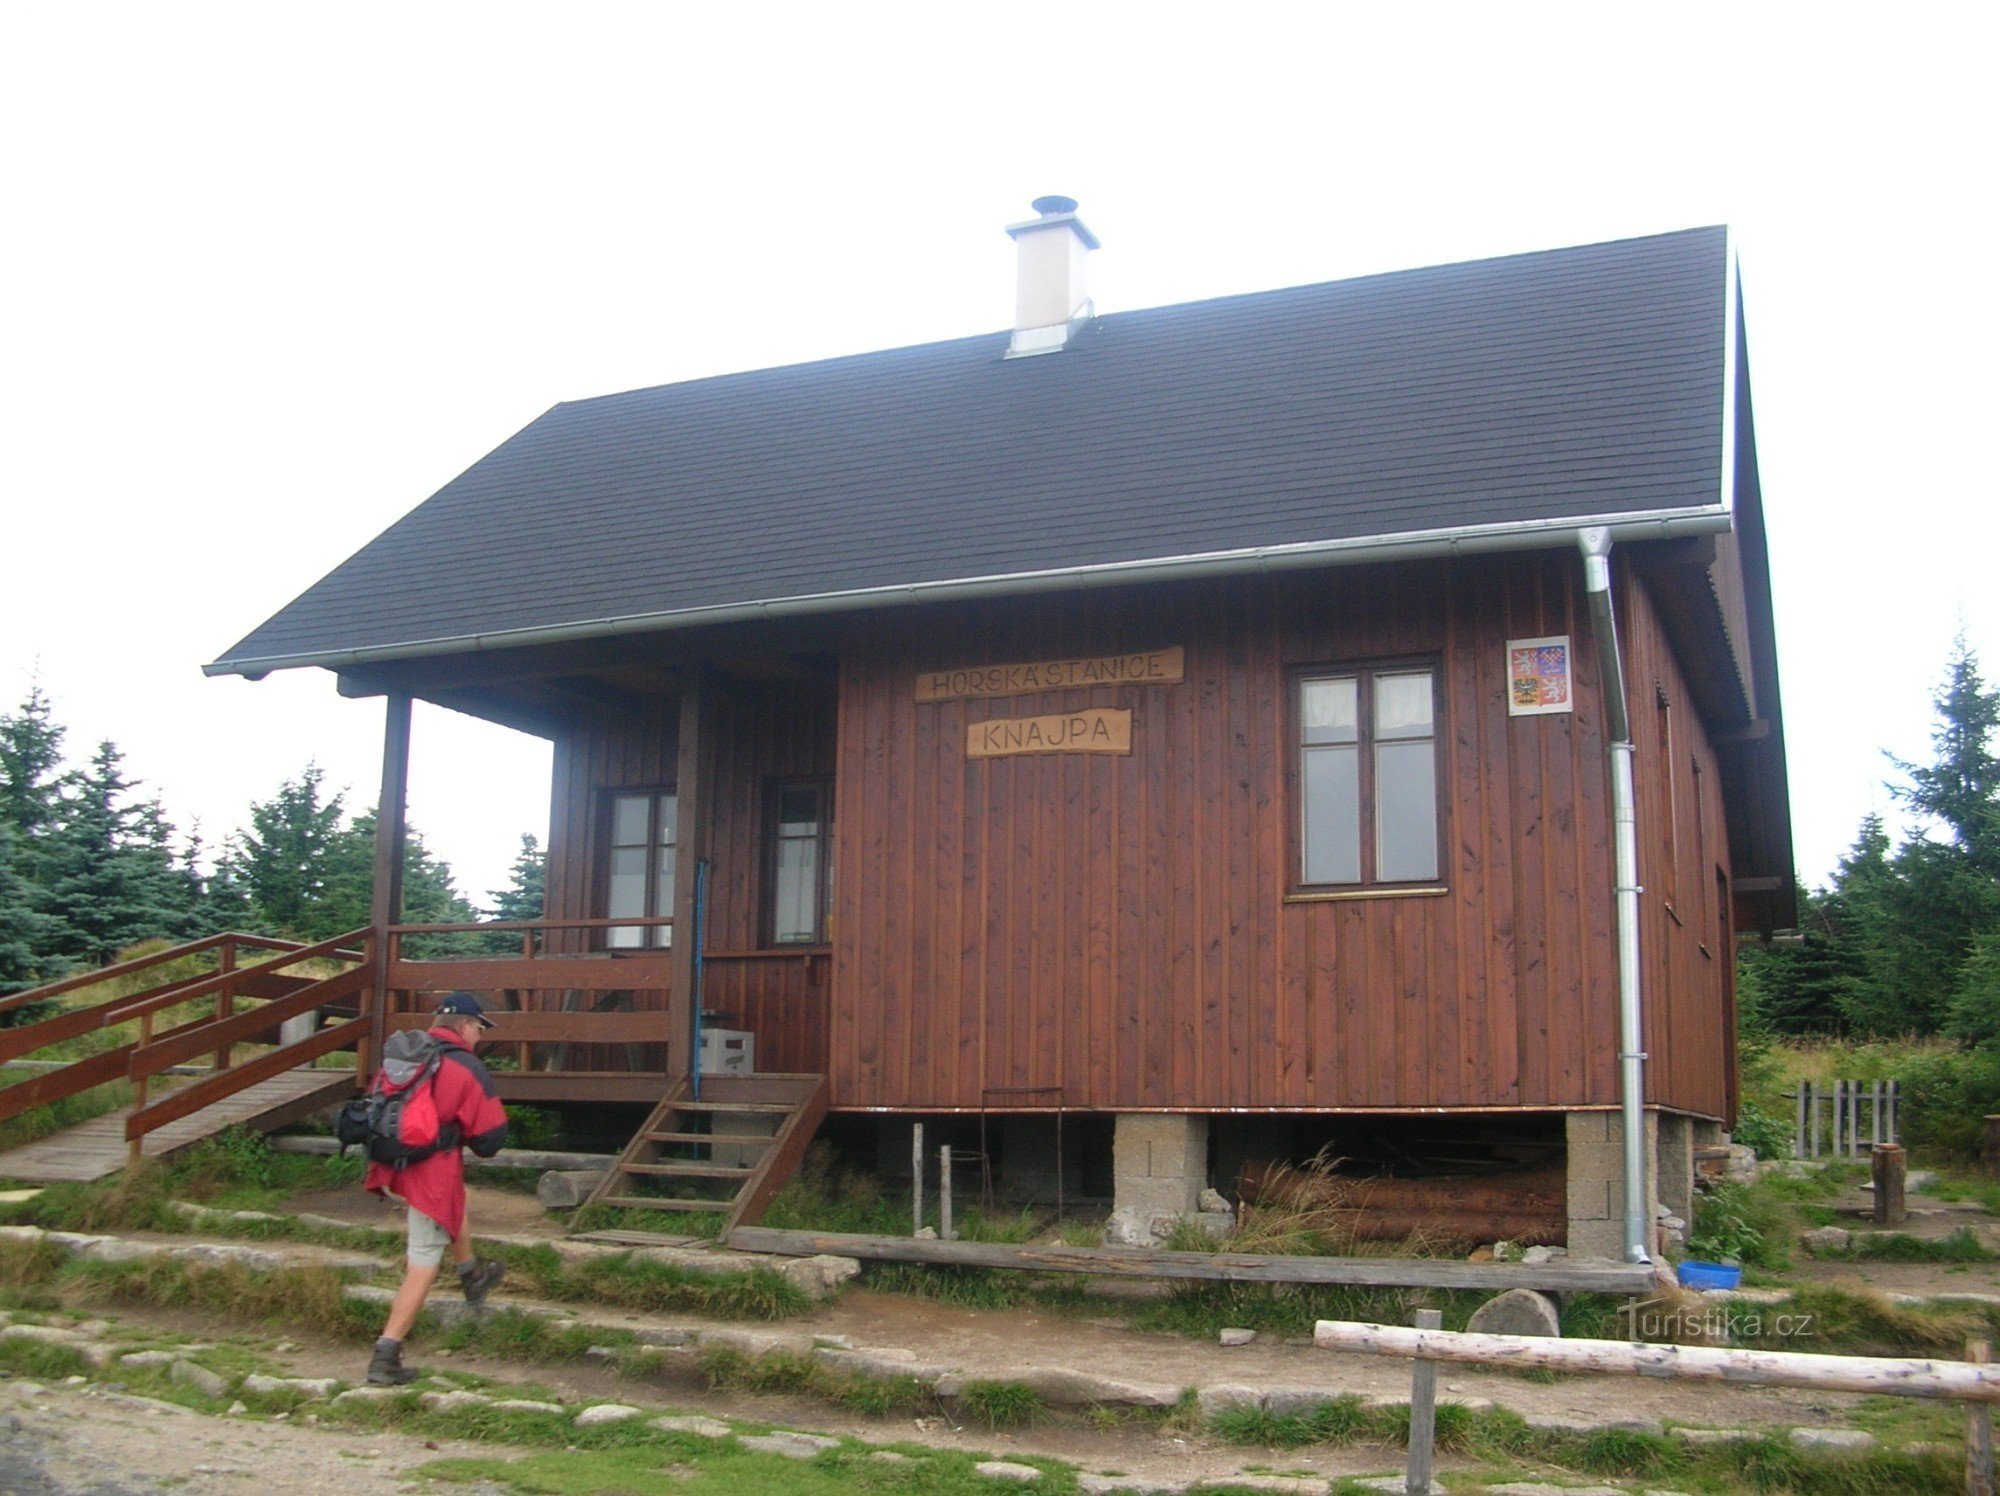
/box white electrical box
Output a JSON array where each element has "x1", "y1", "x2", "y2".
[{"x1": 698, "y1": 1028, "x2": 754, "y2": 1076}]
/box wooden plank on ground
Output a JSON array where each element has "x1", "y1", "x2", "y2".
[{"x1": 724, "y1": 1227, "x2": 1664, "y2": 1294}]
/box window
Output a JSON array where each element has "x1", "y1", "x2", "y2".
[
  {"x1": 605, "y1": 790, "x2": 675, "y2": 948},
  {"x1": 766, "y1": 778, "x2": 832, "y2": 945},
  {"x1": 1297, "y1": 666, "x2": 1440, "y2": 887}
]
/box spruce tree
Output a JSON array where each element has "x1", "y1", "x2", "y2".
[
  {"x1": 1893, "y1": 637, "x2": 2000, "y2": 878},
  {"x1": 225, "y1": 764, "x2": 349, "y2": 937},
  {"x1": 40, "y1": 742, "x2": 198, "y2": 965},
  {"x1": 488, "y1": 834, "x2": 546, "y2": 923}
]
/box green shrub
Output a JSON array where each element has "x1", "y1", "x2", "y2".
[{"x1": 1894, "y1": 1044, "x2": 2000, "y2": 1159}]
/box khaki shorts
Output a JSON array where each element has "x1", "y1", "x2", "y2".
[{"x1": 406, "y1": 1207, "x2": 452, "y2": 1268}]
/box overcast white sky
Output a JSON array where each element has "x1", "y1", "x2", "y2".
[{"x1": 1, "y1": 5, "x2": 1993, "y2": 905}]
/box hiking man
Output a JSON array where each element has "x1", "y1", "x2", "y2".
[{"x1": 364, "y1": 991, "x2": 510, "y2": 1385}]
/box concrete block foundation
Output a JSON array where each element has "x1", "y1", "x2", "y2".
[
  {"x1": 1108, "y1": 1114, "x2": 1211, "y2": 1242},
  {"x1": 1565, "y1": 1109, "x2": 1658, "y2": 1261}
]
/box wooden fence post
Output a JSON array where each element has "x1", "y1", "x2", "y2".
[
  {"x1": 1873, "y1": 1144, "x2": 1907, "y2": 1227},
  {"x1": 911, "y1": 1123, "x2": 924, "y2": 1236},
  {"x1": 1970, "y1": 1338, "x2": 1995, "y2": 1496},
  {"x1": 127, "y1": 1011, "x2": 154, "y2": 1171},
  {"x1": 212, "y1": 938, "x2": 237, "y2": 1071},
  {"x1": 1406, "y1": 1308, "x2": 1441, "y2": 1494},
  {"x1": 940, "y1": 1145, "x2": 954, "y2": 1241},
  {"x1": 1795, "y1": 1084, "x2": 1808, "y2": 1159}
]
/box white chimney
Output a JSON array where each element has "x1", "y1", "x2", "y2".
[{"x1": 1005, "y1": 195, "x2": 1100, "y2": 358}]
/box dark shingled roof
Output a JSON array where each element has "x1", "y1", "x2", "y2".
[{"x1": 213, "y1": 226, "x2": 1732, "y2": 672}]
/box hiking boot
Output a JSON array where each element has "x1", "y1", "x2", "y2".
[
  {"x1": 457, "y1": 1258, "x2": 506, "y2": 1306},
  {"x1": 365, "y1": 1338, "x2": 418, "y2": 1386}
]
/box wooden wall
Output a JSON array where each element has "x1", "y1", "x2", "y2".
[
  {"x1": 1622, "y1": 572, "x2": 1737, "y2": 1124},
  {"x1": 827, "y1": 553, "x2": 1735, "y2": 1119},
  {"x1": 543, "y1": 678, "x2": 836, "y2": 1075}
]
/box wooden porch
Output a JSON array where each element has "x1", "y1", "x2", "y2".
[{"x1": 0, "y1": 916, "x2": 830, "y2": 1221}]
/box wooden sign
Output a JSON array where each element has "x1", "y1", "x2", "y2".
[
  {"x1": 967, "y1": 708, "x2": 1132, "y2": 759},
  {"x1": 918, "y1": 647, "x2": 1184, "y2": 703}
]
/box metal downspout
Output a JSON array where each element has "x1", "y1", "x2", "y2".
[{"x1": 1579, "y1": 527, "x2": 1651, "y2": 1264}]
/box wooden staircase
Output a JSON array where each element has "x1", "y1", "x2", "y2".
[{"x1": 582, "y1": 1072, "x2": 827, "y2": 1233}]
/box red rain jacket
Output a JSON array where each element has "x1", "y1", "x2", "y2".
[{"x1": 363, "y1": 1026, "x2": 508, "y2": 1239}]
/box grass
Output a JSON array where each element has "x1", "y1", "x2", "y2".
[
  {"x1": 696, "y1": 1344, "x2": 936, "y2": 1419},
  {"x1": 1830, "y1": 1228, "x2": 1998, "y2": 1264}
]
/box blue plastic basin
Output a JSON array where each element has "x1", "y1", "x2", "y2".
[{"x1": 1676, "y1": 1260, "x2": 1742, "y2": 1290}]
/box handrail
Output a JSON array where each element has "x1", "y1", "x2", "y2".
[
  {"x1": 125, "y1": 1016, "x2": 364, "y2": 1144},
  {"x1": 385, "y1": 916, "x2": 672, "y2": 936},
  {"x1": 130, "y1": 965, "x2": 369, "y2": 1081},
  {"x1": 101, "y1": 927, "x2": 369, "y2": 1027},
  {"x1": 0, "y1": 932, "x2": 345, "y2": 1018},
  {"x1": 0, "y1": 931, "x2": 363, "y2": 1020}
]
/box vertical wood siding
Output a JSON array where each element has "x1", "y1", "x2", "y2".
[{"x1": 828, "y1": 555, "x2": 1733, "y2": 1117}]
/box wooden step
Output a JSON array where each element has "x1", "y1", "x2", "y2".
[
  {"x1": 621, "y1": 1162, "x2": 754, "y2": 1180},
  {"x1": 598, "y1": 1195, "x2": 732, "y2": 1212},
  {"x1": 673, "y1": 1100, "x2": 794, "y2": 1115},
  {"x1": 645, "y1": 1130, "x2": 773, "y2": 1149}
]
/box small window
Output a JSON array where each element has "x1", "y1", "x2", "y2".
[
  {"x1": 1297, "y1": 666, "x2": 1441, "y2": 888},
  {"x1": 605, "y1": 790, "x2": 675, "y2": 948},
  {"x1": 766, "y1": 778, "x2": 832, "y2": 945}
]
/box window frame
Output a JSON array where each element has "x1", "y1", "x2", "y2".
[
  {"x1": 1287, "y1": 658, "x2": 1448, "y2": 896},
  {"x1": 599, "y1": 786, "x2": 677, "y2": 949},
  {"x1": 763, "y1": 775, "x2": 834, "y2": 948}
]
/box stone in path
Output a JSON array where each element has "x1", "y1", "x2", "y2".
[
  {"x1": 241, "y1": 1374, "x2": 338, "y2": 1398},
  {"x1": 973, "y1": 1461, "x2": 1043, "y2": 1483},
  {"x1": 1218, "y1": 1328, "x2": 1256, "y2": 1346},
  {"x1": 574, "y1": 1403, "x2": 643, "y2": 1426},
  {"x1": 1790, "y1": 1428, "x2": 1877, "y2": 1452},
  {"x1": 168, "y1": 1360, "x2": 228, "y2": 1398},
  {"x1": 740, "y1": 1431, "x2": 840, "y2": 1460},
  {"x1": 490, "y1": 1399, "x2": 565, "y2": 1415},
  {"x1": 655, "y1": 1414, "x2": 733, "y2": 1438}
]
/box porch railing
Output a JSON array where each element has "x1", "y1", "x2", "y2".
[{"x1": 382, "y1": 916, "x2": 675, "y2": 1100}]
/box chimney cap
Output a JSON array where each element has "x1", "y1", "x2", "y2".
[{"x1": 1005, "y1": 195, "x2": 1101, "y2": 251}]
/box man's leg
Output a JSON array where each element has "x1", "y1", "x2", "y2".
[
  {"x1": 381, "y1": 1259, "x2": 443, "y2": 1341},
  {"x1": 369, "y1": 1209, "x2": 451, "y2": 1384},
  {"x1": 451, "y1": 1222, "x2": 506, "y2": 1304}
]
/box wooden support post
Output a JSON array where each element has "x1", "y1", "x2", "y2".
[
  {"x1": 1889, "y1": 1079, "x2": 1899, "y2": 1145},
  {"x1": 1795, "y1": 1084, "x2": 1807, "y2": 1160},
  {"x1": 1970, "y1": 1339, "x2": 1995, "y2": 1496},
  {"x1": 1873, "y1": 1080, "x2": 1885, "y2": 1148},
  {"x1": 667, "y1": 675, "x2": 714, "y2": 1086},
  {"x1": 128, "y1": 1011, "x2": 155, "y2": 1171},
  {"x1": 1807, "y1": 1081, "x2": 1819, "y2": 1159},
  {"x1": 1874, "y1": 1144, "x2": 1907, "y2": 1226},
  {"x1": 912, "y1": 1123, "x2": 925, "y2": 1236},
  {"x1": 211, "y1": 938, "x2": 237, "y2": 1071},
  {"x1": 367, "y1": 693, "x2": 412, "y2": 1074},
  {"x1": 1406, "y1": 1307, "x2": 1441, "y2": 1495},
  {"x1": 940, "y1": 1145, "x2": 954, "y2": 1241}
]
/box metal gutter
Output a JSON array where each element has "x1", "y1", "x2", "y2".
[
  {"x1": 206, "y1": 504, "x2": 1732, "y2": 678},
  {"x1": 1579, "y1": 525, "x2": 1652, "y2": 1265}
]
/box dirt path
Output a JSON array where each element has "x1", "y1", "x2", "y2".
[{"x1": 0, "y1": 1375, "x2": 500, "y2": 1495}]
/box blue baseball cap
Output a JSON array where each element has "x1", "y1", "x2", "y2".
[{"x1": 435, "y1": 992, "x2": 495, "y2": 1028}]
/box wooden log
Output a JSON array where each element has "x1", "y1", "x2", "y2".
[
  {"x1": 1872, "y1": 1143, "x2": 1908, "y2": 1226},
  {"x1": 1239, "y1": 1161, "x2": 1566, "y2": 1245},
  {"x1": 1311, "y1": 1320, "x2": 2000, "y2": 1403},
  {"x1": 726, "y1": 1227, "x2": 1661, "y2": 1294}
]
